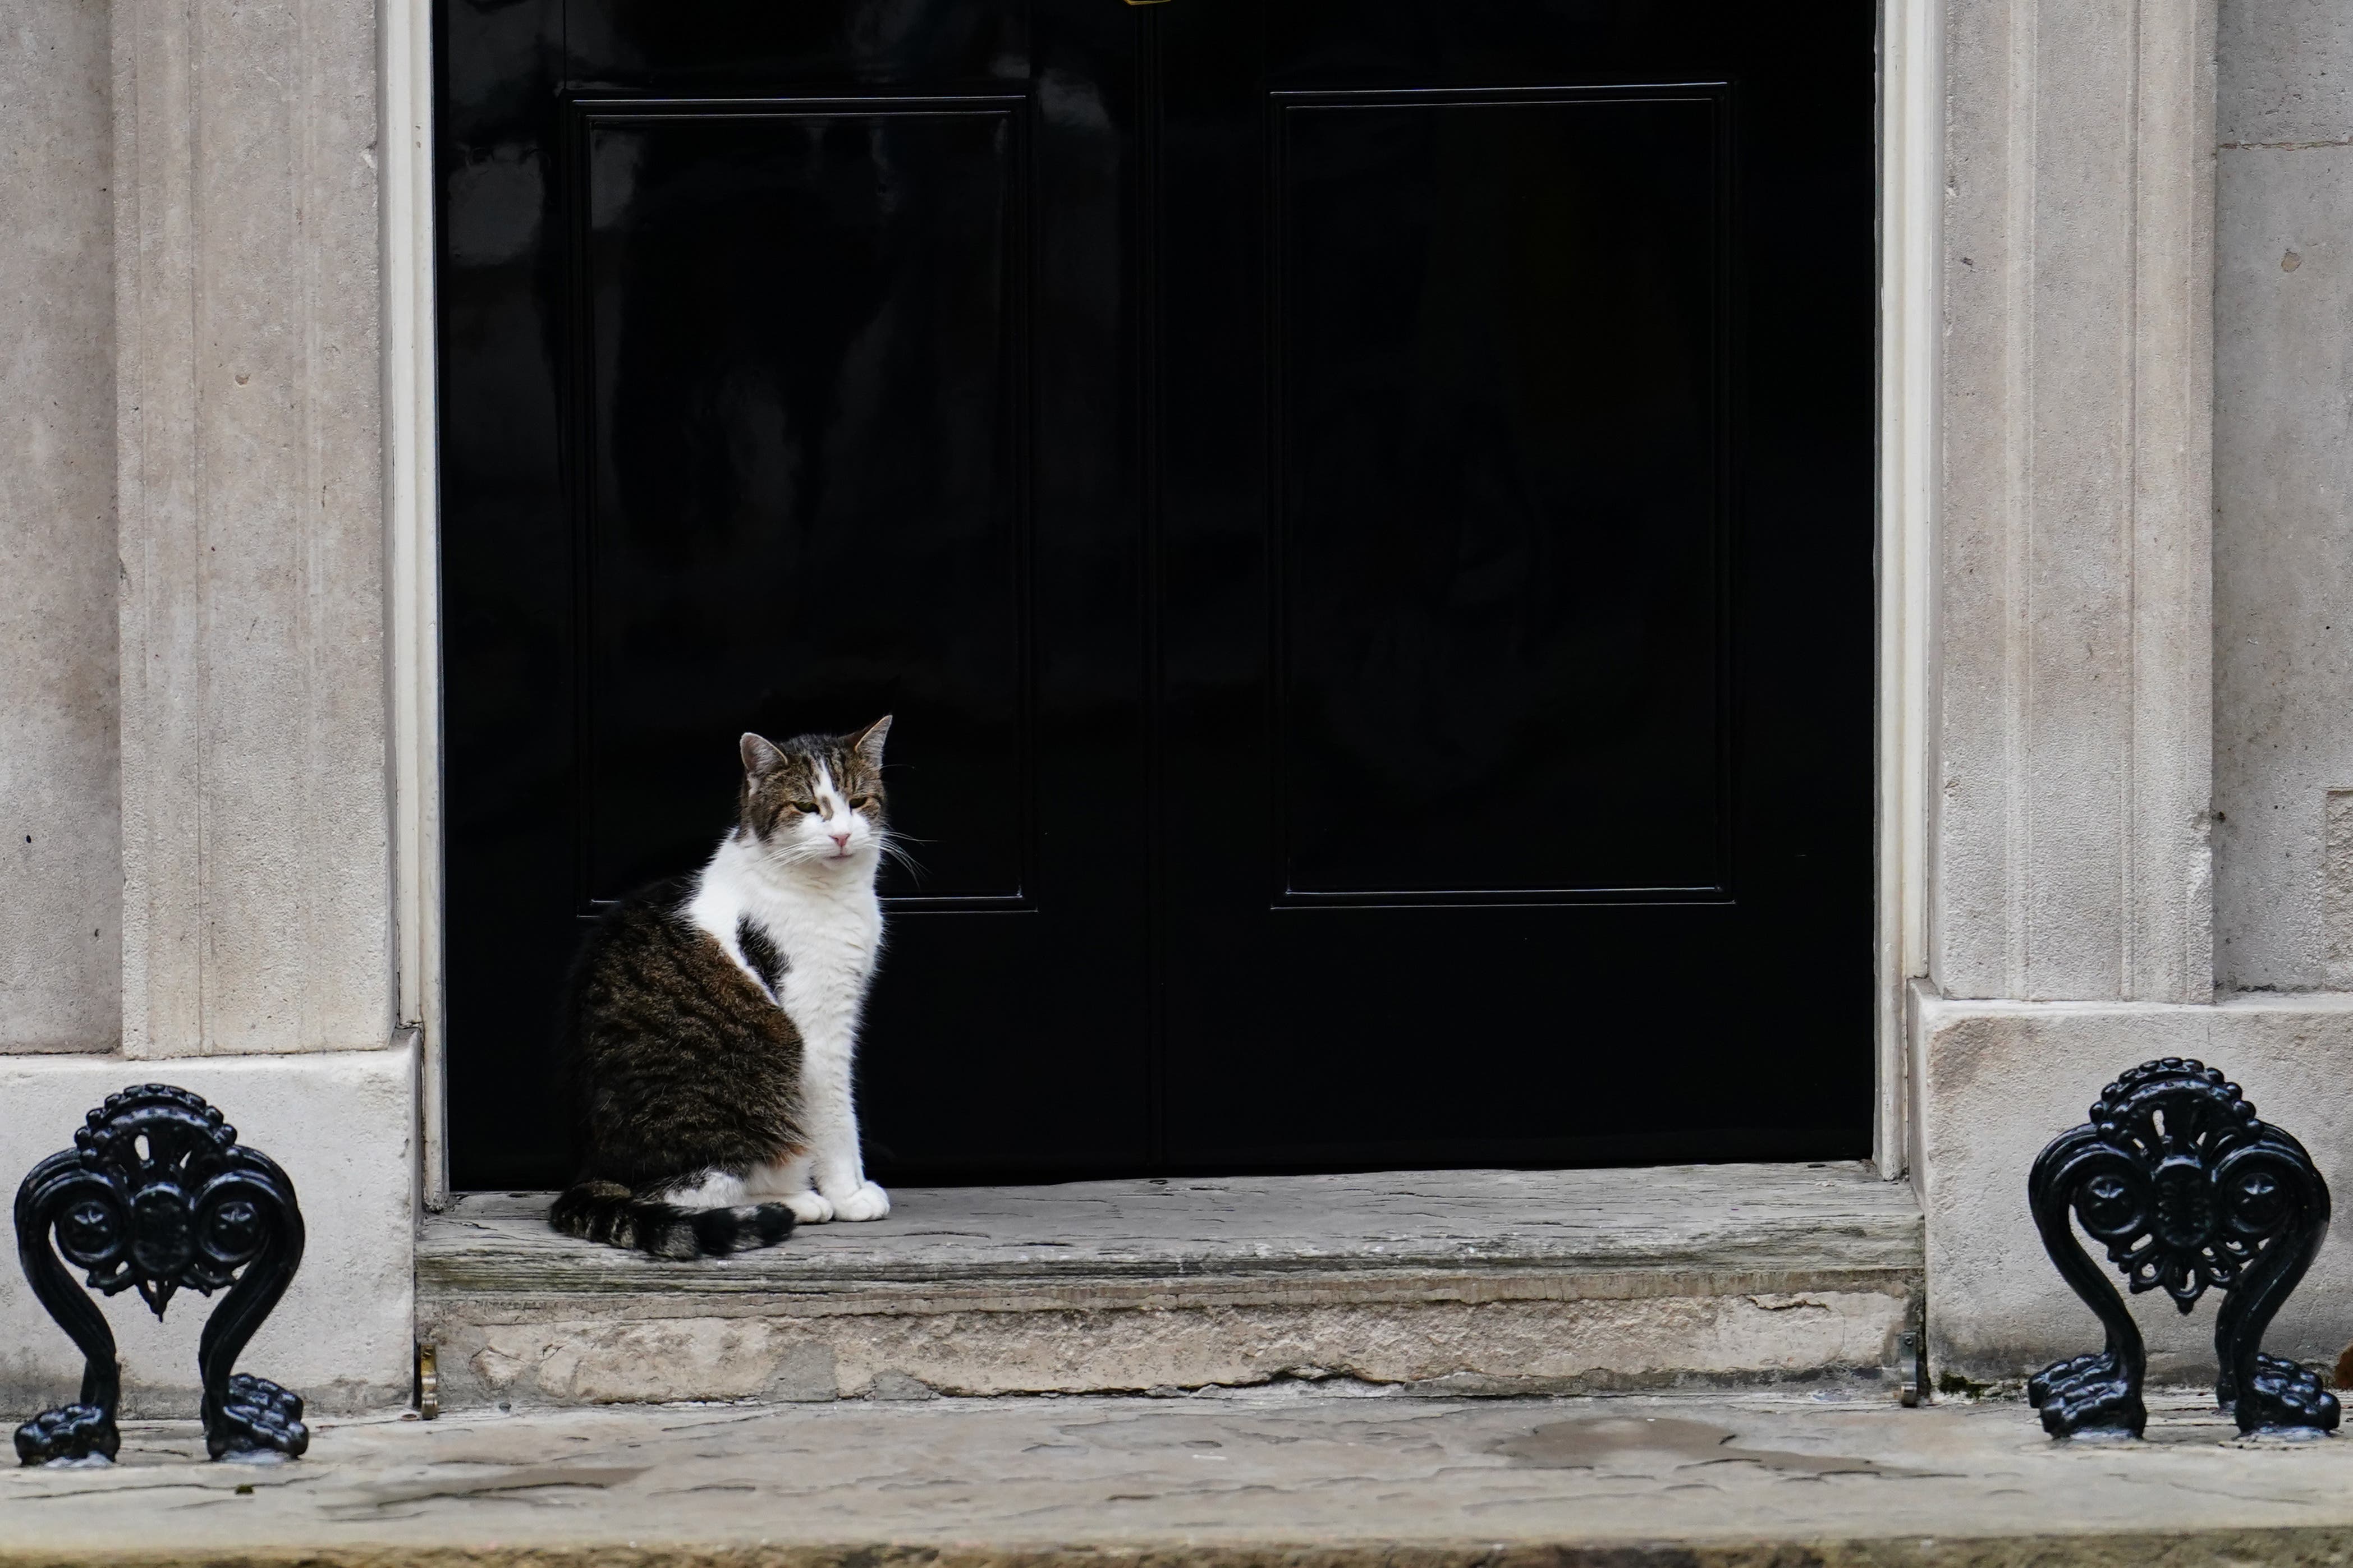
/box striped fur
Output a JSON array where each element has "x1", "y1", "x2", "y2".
[{"x1": 549, "y1": 1180, "x2": 792, "y2": 1259}]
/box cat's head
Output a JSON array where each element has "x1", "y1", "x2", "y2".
[{"x1": 736, "y1": 718, "x2": 891, "y2": 871}]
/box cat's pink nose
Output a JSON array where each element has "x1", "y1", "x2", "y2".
[{"x1": 831, "y1": 831, "x2": 850, "y2": 850}]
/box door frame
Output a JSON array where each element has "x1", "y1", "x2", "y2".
[
  {"x1": 386, "y1": 0, "x2": 448, "y2": 1204},
  {"x1": 391, "y1": 0, "x2": 1939, "y2": 1205},
  {"x1": 1877, "y1": 0, "x2": 1939, "y2": 1180}
]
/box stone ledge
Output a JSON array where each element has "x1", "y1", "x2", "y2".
[
  {"x1": 1910, "y1": 985, "x2": 2353, "y2": 1383},
  {"x1": 418, "y1": 1164, "x2": 1923, "y2": 1405},
  {"x1": 0, "y1": 1046, "x2": 416, "y2": 1416}
]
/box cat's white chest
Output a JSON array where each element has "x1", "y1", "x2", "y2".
[
  {"x1": 686, "y1": 835, "x2": 881, "y2": 1052},
  {"x1": 755, "y1": 882, "x2": 880, "y2": 1049}
]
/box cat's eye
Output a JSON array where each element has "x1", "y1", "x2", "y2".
[
  {"x1": 793, "y1": 801, "x2": 820, "y2": 814},
  {"x1": 848, "y1": 795, "x2": 872, "y2": 808}
]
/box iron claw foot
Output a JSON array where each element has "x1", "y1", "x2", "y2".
[
  {"x1": 2228, "y1": 1353, "x2": 2340, "y2": 1436},
  {"x1": 2028, "y1": 1351, "x2": 2146, "y2": 1439},
  {"x1": 14, "y1": 1404, "x2": 119, "y2": 1466},
  {"x1": 2026, "y1": 1350, "x2": 2107, "y2": 1409},
  {"x1": 206, "y1": 1374, "x2": 308, "y2": 1460}
]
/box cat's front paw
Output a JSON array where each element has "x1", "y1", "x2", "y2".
[
  {"x1": 827, "y1": 1180, "x2": 891, "y2": 1221},
  {"x1": 782, "y1": 1191, "x2": 835, "y2": 1224}
]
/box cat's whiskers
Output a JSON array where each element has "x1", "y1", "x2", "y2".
[{"x1": 874, "y1": 830, "x2": 928, "y2": 883}]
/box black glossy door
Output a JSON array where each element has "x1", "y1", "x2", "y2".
[{"x1": 438, "y1": 0, "x2": 1873, "y2": 1189}]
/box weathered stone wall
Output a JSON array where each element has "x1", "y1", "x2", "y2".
[
  {"x1": 0, "y1": 0, "x2": 120, "y2": 1052},
  {"x1": 2213, "y1": 0, "x2": 2353, "y2": 992}
]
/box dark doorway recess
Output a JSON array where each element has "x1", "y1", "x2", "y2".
[{"x1": 437, "y1": 0, "x2": 1876, "y2": 1190}]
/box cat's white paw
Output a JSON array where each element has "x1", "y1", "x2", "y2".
[
  {"x1": 782, "y1": 1190, "x2": 834, "y2": 1224},
  {"x1": 827, "y1": 1181, "x2": 891, "y2": 1221}
]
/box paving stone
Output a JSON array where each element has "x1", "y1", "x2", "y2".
[{"x1": 5, "y1": 1387, "x2": 2353, "y2": 1566}]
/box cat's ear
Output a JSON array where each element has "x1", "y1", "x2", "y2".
[
  {"x1": 850, "y1": 715, "x2": 892, "y2": 772},
  {"x1": 740, "y1": 732, "x2": 786, "y2": 778}
]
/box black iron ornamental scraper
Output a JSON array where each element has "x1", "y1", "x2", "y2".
[
  {"x1": 13, "y1": 1084, "x2": 309, "y2": 1464},
  {"x1": 2026, "y1": 1058, "x2": 2337, "y2": 1439}
]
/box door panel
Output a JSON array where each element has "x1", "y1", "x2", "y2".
[
  {"x1": 578, "y1": 103, "x2": 1033, "y2": 906},
  {"x1": 1274, "y1": 89, "x2": 1728, "y2": 900}
]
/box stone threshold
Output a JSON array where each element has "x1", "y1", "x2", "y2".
[
  {"x1": 6, "y1": 1388, "x2": 2351, "y2": 1568},
  {"x1": 416, "y1": 1162, "x2": 1924, "y2": 1405}
]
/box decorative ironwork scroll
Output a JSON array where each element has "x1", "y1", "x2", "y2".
[
  {"x1": 2027, "y1": 1058, "x2": 2338, "y2": 1439},
  {"x1": 13, "y1": 1085, "x2": 309, "y2": 1464}
]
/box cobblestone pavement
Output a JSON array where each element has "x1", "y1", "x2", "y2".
[{"x1": 7, "y1": 1385, "x2": 2353, "y2": 1566}]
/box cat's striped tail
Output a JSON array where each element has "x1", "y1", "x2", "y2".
[{"x1": 548, "y1": 1180, "x2": 794, "y2": 1259}]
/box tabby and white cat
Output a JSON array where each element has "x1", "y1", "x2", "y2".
[{"x1": 549, "y1": 719, "x2": 896, "y2": 1257}]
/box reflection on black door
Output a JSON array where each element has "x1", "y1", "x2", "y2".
[{"x1": 438, "y1": 0, "x2": 1874, "y2": 1189}]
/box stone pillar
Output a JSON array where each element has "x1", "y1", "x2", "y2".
[
  {"x1": 0, "y1": 0, "x2": 120, "y2": 1054},
  {"x1": 1934, "y1": 0, "x2": 2217, "y2": 1006},
  {"x1": 113, "y1": 0, "x2": 389, "y2": 1057}
]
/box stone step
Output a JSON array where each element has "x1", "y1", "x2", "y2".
[{"x1": 415, "y1": 1162, "x2": 1924, "y2": 1407}]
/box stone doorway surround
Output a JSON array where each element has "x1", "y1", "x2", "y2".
[{"x1": 17, "y1": 0, "x2": 2353, "y2": 1419}]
